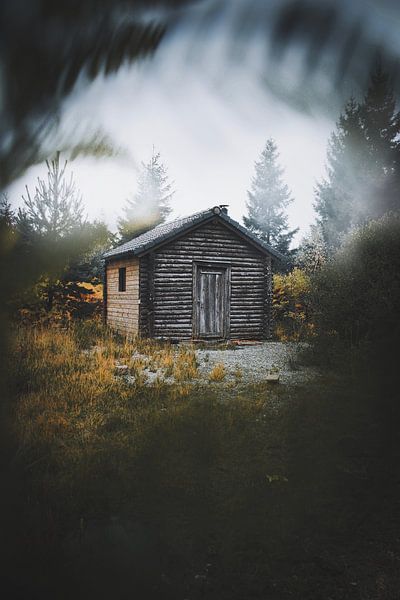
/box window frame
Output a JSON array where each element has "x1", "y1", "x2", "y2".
[{"x1": 118, "y1": 267, "x2": 127, "y2": 292}]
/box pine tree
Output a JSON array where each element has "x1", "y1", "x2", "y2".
[
  {"x1": 361, "y1": 62, "x2": 400, "y2": 215},
  {"x1": 243, "y1": 139, "x2": 298, "y2": 256},
  {"x1": 0, "y1": 193, "x2": 17, "y2": 257},
  {"x1": 118, "y1": 150, "x2": 174, "y2": 243},
  {"x1": 14, "y1": 153, "x2": 114, "y2": 314},
  {"x1": 18, "y1": 151, "x2": 85, "y2": 238},
  {"x1": 314, "y1": 98, "x2": 367, "y2": 252},
  {"x1": 315, "y1": 63, "x2": 400, "y2": 253},
  {"x1": 0, "y1": 193, "x2": 15, "y2": 229}
]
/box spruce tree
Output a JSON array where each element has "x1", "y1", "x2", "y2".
[
  {"x1": 15, "y1": 153, "x2": 112, "y2": 313},
  {"x1": 314, "y1": 98, "x2": 367, "y2": 252},
  {"x1": 315, "y1": 63, "x2": 400, "y2": 253},
  {"x1": 361, "y1": 62, "x2": 400, "y2": 215},
  {"x1": 0, "y1": 193, "x2": 17, "y2": 258},
  {"x1": 243, "y1": 139, "x2": 298, "y2": 256},
  {"x1": 118, "y1": 150, "x2": 174, "y2": 243},
  {"x1": 18, "y1": 152, "x2": 85, "y2": 238}
]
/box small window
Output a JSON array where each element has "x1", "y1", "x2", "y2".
[{"x1": 118, "y1": 267, "x2": 126, "y2": 292}]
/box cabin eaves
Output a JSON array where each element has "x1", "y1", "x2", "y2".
[{"x1": 103, "y1": 207, "x2": 286, "y2": 262}]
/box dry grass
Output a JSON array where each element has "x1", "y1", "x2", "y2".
[
  {"x1": 172, "y1": 346, "x2": 198, "y2": 381},
  {"x1": 209, "y1": 362, "x2": 227, "y2": 382},
  {"x1": 12, "y1": 322, "x2": 200, "y2": 460},
  {"x1": 233, "y1": 364, "x2": 243, "y2": 381}
]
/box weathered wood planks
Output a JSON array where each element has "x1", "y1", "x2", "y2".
[
  {"x1": 106, "y1": 217, "x2": 273, "y2": 340},
  {"x1": 140, "y1": 219, "x2": 270, "y2": 340}
]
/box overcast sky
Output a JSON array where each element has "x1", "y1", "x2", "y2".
[{"x1": 6, "y1": 1, "x2": 335, "y2": 244}]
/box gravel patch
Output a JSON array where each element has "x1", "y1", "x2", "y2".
[
  {"x1": 195, "y1": 342, "x2": 318, "y2": 386},
  {"x1": 113, "y1": 342, "x2": 319, "y2": 387}
]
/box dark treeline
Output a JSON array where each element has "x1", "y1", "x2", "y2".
[
  {"x1": 294, "y1": 63, "x2": 400, "y2": 390},
  {"x1": 1, "y1": 154, "x2": 114, "y2": 322},
  {"x1": 0, "y1": 147, "x2": 178, "y2": 322}
]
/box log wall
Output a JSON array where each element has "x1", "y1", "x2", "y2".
[
  {"x1": 106, "y1": 257, "x2": 139, "y2": 336},
  {"x1": 139, "y1": 218, "x2": 272, "y2": 340}
]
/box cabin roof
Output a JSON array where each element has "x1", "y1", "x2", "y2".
[{"x1": 104, "y1": 206, "x2": 286, "y2": 261}]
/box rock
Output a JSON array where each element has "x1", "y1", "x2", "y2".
[
  {"x1": 266, "y1": 371, "x2": 280, "y2": 382},
  {"x1": 131, "y1": 352, "x2": 148, "y2": 361}
]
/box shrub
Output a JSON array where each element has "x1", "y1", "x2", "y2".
[
  {"x1": 273, "y1": 268, "x2": 312, "y2": 341},
  {"x1": 15, "y1": 279, "x2": 103, "y2": 326},
  {"x1": 309, "y1": 214, "x2": 400, "y2": 378}
]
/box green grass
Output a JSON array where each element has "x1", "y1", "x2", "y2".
[{"x1": 4, "y1": 321, "x2": 400, "y2": 599}]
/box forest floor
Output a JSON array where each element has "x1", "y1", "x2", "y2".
[{"x1": 4, "y1": 321, "x2": 400, "y2": 600}]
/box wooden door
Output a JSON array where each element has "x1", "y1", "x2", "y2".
[{"x1": 194, "y1": 264, "x2": 229, "y2": 338}]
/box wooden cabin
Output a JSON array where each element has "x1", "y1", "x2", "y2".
[{"x1": 103, "y1": 206, "x2": 283, "y2": 341}]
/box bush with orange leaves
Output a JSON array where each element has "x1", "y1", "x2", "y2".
[{"x1": 272, "y1": 268, "x2": 312, "y2": 341}]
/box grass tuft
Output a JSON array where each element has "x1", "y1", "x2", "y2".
[{"x1": 209, "y1": 362, "x2": 227, "y2": 382}]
